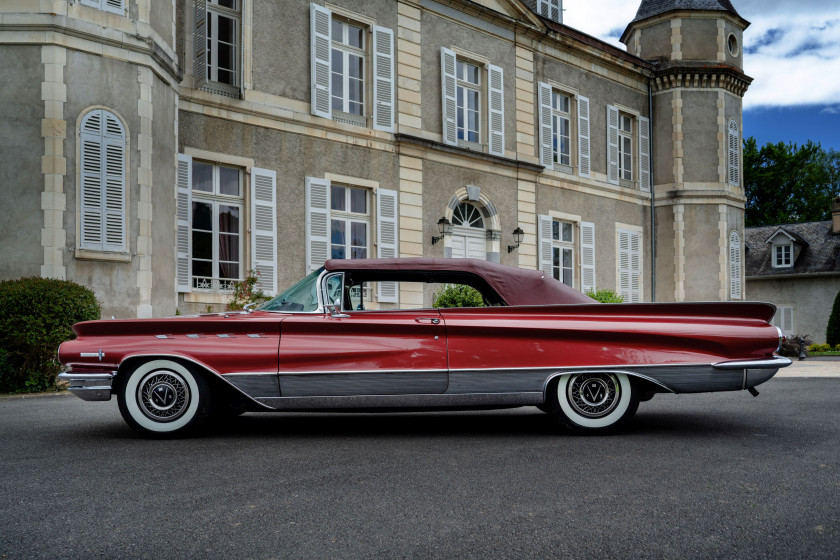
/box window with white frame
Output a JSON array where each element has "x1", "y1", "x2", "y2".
[
  {"x1": 728, "y1": 118, "x2": 740, "y2": 186},
  {"x1": 552, "y1": 220, "x2": 574, "y2": 287},
  {"x1": 80, "y1": 0, "x2": 124, "y2": 15},
  {"x1": 78, "y1": 109, "x2": 127, "y2": 254},
  {"x1": 551, "y1": 92, "x2": 572, "y2": 166},
  {"x1": 331, "y1": 19, "x2": 366, "y2": 119},
  {"x1": 194, "y1": 0, "x2": 241, "y2": 95},
  {"x1": 456, "y1": 60, "x2": 481, "y2": 144},
  {"x1": 306, "y1": 177, "x2": 399, "y2": 303},
  {"x1": 330, "y1": 185, "x2": 370, "y2": 260},
  {"x1": 536, "y1": 0, "x2": 563, "y2": 23},
  {"x1": 176, "y1": 154, "x2": 278, "y2": 296},
  {"x1": 607, "y1": 105, "x2": 650, "y2": 190},
  {"x1": 538, "y1": 216, "x2": 596, "y2": 293},
  {"x1": 190, "y1": 161, "x2": 243, "y2": 292},
  {"x1": 773, "y1": 243, "x2": 792, "y2": 267},
  {"x1": 441, "y1": 47, "x2": 505, "y2": 156},
  {"x1": 310, "y1": 4, "x2": 395, "y2": 132},
  {"x1": 618, "y1": 114, "x2": 633, "y2": 181},
  {"x1": 538, "y1": 83, "x2": 590, "y2": 176}
]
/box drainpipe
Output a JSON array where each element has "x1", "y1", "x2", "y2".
[{"x1": 648, "y1": 80, "x2": 656, "y2": 302}]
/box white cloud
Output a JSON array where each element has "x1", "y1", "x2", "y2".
[{"x1": 560, "y1": 0, "x2": 840, "y2": 110}]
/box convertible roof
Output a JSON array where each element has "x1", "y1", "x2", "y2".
[{"x1": 324, "y1": 258, "x2": 595, "y2": 306}]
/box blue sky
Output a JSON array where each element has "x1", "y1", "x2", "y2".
[{"x1": 563, "y1": 0, "x2": 840, "y2": 152}]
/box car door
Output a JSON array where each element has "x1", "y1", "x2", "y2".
[{"x1": 277, "y1": 308, "x2": 448, "y2": 397}]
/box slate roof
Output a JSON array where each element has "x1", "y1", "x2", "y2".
[
  {"x1": 745, "y1": 221, "x2": 840, "y2": 278},
  {"x1": 630, "y1": 0, "x2": 742, "y2": 24}
]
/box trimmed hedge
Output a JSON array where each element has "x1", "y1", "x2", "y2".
[
  {"x1": 0, "y1": 277, "x2": 100, "y2": 393},
  {"x1": 432, "y1": 284, "x2": 485, "y2": 308},
  {"x1": 826, "y1": 291, "x2": 840, "y2": 347},
  {"x1": 585, "y1": 289, "x2": 624, "y2": 303}
]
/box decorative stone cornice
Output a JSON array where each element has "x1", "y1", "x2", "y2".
[{"x1": 652, "y1": 63, "x2": 752, "y2": 97}]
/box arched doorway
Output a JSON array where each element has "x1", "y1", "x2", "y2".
[{"x1": 450, "y1": 202, "x2": 486, "y2": 259}]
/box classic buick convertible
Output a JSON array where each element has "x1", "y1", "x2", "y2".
[{"x1": 59, "y1": 258, "x2": 790, "y2": 437}]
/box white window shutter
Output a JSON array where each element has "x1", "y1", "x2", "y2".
[
  {"x1": 577, "y1": 95, "x2": 590, "y2": 178},
  {"x1": 441, "y1": 47, "x2": 458, "y2": 146},
  {"x1": 104, "y1": 0, "x2": 123, "y2": 15},
  {"x1": 488, "y1": 64, "x2": 505, "y2": 157},
  {"x1": 639, "y1": 116, "x2": 651, "y2": 192},
  {"x1": 538, "y1": 82, "x2": 554, "y2": 170},
  {"x1": 193, "y1": 0, "x2": 207, "y2": 89},
  {"x1": 305, "y1": 177, "x2": 330, "y2": 273},
  {"x1": 310, "y1": 3, "x2": 332, "y2": 119},
  {"x1": 629, "y1": 230, "x2": 641, "y2": 303},
  {"x1": 607, "y1": 105, "x2": 619, "y2": 185},
  {"x1": 538, "y1": 214, "x2": 553, "y2": 278},
  {"x1": 176, "y1": 154, "x2": 193, "y2": 293},
  {"x1": 729, "y1": 230, "x2": 742, "y2": 300},
  {"x1": 251, "y1": 168, "x2": 278, "y2": 297},
  {"x1": 783, "y1": 307, "x2": 793, "y2": 333},
  {"x1": 537, "y1": 0, "x2": 561, "y2": 22},
  {"x1": 102, "y1": 113, "x2": 126, "y2": 253},
  {"x1": 376, "y1": 188, "x2": 399, "y2": 303},
  {"x1": 728, "y1": 119, "x2": 740, "y2": 186},
  {"x1": 580, "y1": 221, "x2": 596, "y2": 293},
  {"x1": 372, "y1": 25, "x2": 395, "y2": 133},
  {"x1": 80, "y1": 113, "x2": 104, "y2": 252}
]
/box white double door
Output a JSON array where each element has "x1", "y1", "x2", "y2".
[{"x1": 450, "y1": 225, "x2": 486, "y2": 259}]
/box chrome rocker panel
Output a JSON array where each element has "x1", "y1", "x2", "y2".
[{"x1": 58, "y1": 371, "x2": 116, "y2": 401}]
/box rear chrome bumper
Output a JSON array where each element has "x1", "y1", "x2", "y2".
[
  {"x1": 58, "y1": 371, "x2": 116, "y2": 401},
  {"x1": 712, "y1": 356, "x2": 792, "y2": 389}
]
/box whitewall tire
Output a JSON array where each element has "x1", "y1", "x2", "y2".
[
  {"x1": 117, "y1": 359, "x2": 211, "y2": 438},
  {"x1": 549, "y1": 372, "x2": 639, "y2": 433}
]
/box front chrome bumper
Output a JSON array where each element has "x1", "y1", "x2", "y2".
[{"x1": 58, "y1": 371, "x2": 116, "y2": 401}]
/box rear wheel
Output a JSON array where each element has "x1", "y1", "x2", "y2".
[
  {"x1": 547, "y1": 372, "x2": 639, "y2": 433},
  {"x1": 117, "y1": 359, "x2": 212, "y2": 438}
]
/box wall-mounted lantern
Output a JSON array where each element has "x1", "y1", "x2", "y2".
[
  {"x1": 431, "y1": 217, "x2": 452, "y2": 245},
  {"x1": 507, "y1": 227, "x2": 525, "y2": 253}
]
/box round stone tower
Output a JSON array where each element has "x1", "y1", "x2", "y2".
[{"x1": 621, "y1": 1, "x2": 753, "y2": 302}]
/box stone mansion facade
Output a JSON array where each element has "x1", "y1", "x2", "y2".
[{"x1": 0, "y1": 0, "x2": 752, "y2": 317}]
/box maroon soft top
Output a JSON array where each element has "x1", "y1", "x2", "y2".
[{"x1": 324, "y1": 258, "x2": 594, "y2": 306}]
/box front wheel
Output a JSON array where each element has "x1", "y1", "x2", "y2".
[
  {"x1": 117, "y1": 359, "x2": 212, "y2": 438},
  {"x1": 547, "y1": 372, "x2": 639, "y2": 433}
]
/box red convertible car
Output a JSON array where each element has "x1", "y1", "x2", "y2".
[{"x1": 59, "y1": 258, "x2": 790, "y2": 437}]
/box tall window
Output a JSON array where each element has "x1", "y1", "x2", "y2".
[
  {"x1": 618, "y1": 114, "x2": 633, "y2": 181},
  {"x1": 330, "y1": 185, "x2": 369, "y2": 259},
  {"x1": 551, "y1": 92, "x2": 571, "y2": 166},
  {"x1": 456, "y1": 60, "x2": 481, "y2": 144},
  {"x1": 191, "y1": 161, "x2": 242, "y2": 291},
  {"x1": 728, "y1": 118, "x2": 740, "y2": 186},
  {"x1": 195, "y1": 0, "x2": 241, "y2": 94},
  {"x1": 772, "y1": 306, "x2": 793, "y2": 336},
  {"x1": 79, "y1": 109, "x2": 127, "y2": 254},
  {"x1": 729, "y1": 231, "x2": 742, "y2": 300},
  {"x1": 331, "y1": 19, "x2": 365, "y2": 118},
  {"x1": 552, "y1": 220, "x2": 574, "y2": 287}
]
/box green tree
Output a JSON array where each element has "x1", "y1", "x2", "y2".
[{"x1": 743, "y1": 137, "x2": 840, "y2": 227}]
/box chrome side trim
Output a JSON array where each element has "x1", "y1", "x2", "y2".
[
  {"x1": 59, "y1": 371, "x2": 116, "y2": 401},
  {"x1": 712, "y1": 356, "x2": 792, "y2": 370},
  {"x1": 255, "y1": 392, "x2": 543, "y2": 410}
]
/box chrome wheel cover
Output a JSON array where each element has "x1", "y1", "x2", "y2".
[
  {"x1": 137, "y1": 370, "x2": 191, "y2": 422},
  {"x1": 566, "y1": 373, "x2": 620, "y2": 418}
]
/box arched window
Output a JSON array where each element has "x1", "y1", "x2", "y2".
[
  {"x1": 729, "y1": 230, "x2": 742, "y2": 299},
  {"x1": 728, "y1": 119, "x2": 740, "y2": 187},
  {"x1": 451, "y1": 202, "x2": 484, "y2": 229},
  {"x1": 79, "y1": 109, "x2": 127, "y2": 253}
]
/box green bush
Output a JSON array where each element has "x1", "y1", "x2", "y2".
[
  {"x1": 0, "y1": 277, "x2": 100, "y2": 393},
  {"x1": 585, "y1": 289, "x2": 624, "y2": 303},
  {"x1": 432, "y1": 284, "x2": 485, "y2": 308},
  {"x1": 808, "y1": 343, "x2": 831, "y2": 353},
  {"x1": 226, "y1": 269, "x2": 270, "y2": 311},
  {"x1": 826, "y1": 290, "x2": 840, "y2": 346}
]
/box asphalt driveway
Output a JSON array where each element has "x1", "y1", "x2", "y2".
[{"x1": 1, "y1": 377, "x2": 839, "y2": 559}]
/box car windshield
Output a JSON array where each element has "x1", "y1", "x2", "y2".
[{"x1": 260, "y1": 267, "x2": 324, "y2": 312}]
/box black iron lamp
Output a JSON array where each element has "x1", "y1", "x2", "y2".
[
  {"x1": 431, "y1": 217, "x2": 452, "y2": 245},
  {"x1": 507, "y1": 227, "x2": 525, "y2": 253}
]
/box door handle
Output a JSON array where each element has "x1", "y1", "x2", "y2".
[{"x1": 415, "y1": 317, "x2": 441, "y2": 324}]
